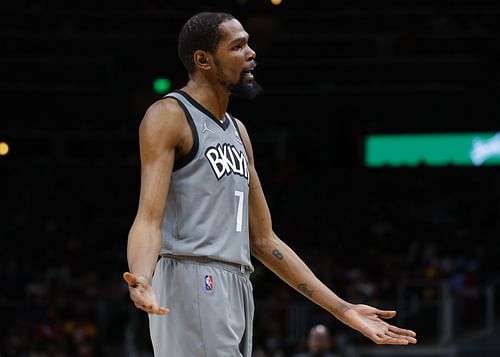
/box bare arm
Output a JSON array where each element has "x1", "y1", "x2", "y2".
[
  {"x1": 236, "y1": 119, "x2": 417, "y2": 345},
  {"x1": 123, "y1": 99, "x2": 188, "y2": 315}
]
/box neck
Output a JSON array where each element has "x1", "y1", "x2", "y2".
[{"x1": 182, "y1": 78, "x2": 230, "y2": 121}]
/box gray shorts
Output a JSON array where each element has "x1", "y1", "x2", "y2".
[{"x1": 149, "y1": 255, "x2": 254, "y2": 357}]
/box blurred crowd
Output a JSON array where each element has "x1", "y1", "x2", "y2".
[
  {"x1": 2, "y1": 152, "x2": 499, "y2": 356},
  {"x1": 2, "y1": 0, "x2": 500, "y2": 356}
]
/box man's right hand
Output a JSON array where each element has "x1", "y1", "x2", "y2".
[{"x1": 123, "y1": 272, "x2": 170, "y2": 315}]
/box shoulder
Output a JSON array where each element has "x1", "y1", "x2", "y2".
[
  {"x1": 231, "y1": 116, "x2": 255, "y2": 164},
  {"x1": 139, "y1": 97, "x2": 188, "y2": 148},
  {"x1": 140, "y1": 98, "x2": 186, "y2": 133},
  {"x1": 233, "y1": 117, "x2": 249, "y2": 134},
  {"x1": 232, "y1": 117, "x2": 252, "y2": 144}
]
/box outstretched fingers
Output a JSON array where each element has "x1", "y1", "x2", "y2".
[
  {"x1": 375, "y1": 309, "x2": 397, "y2": 319},
  {"x1": 123, "y1": 271, "x2": 170, "y2": 315},
  {"x1": 372, "y1": 330, "x2": 417, "y2": 345},
  {"x1": 135, "y1": 302, "x2": 170, "y2": 315},
  {"x1": 375, "y1": 309, "x2": 416, "y2": 343},
  {"x1": 388, "y1": 325, "x2": 417, "y2": 343}
]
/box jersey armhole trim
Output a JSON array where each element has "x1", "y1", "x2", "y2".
[
  {"x1": 167, "y1": 96, "x2": 199, "y2": 171},
  {"x1": 227, "y1": 113, "x2": 249, "y2": 156}
]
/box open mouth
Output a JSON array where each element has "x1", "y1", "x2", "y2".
[{"x1": 242, "y1": 69, "x2": 254, "y2": 81}]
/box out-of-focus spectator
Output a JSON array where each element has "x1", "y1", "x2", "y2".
[{"x1": 292, "y1": 324, "x2": 340, "y2": 357}]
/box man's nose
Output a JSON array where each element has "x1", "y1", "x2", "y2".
[{"x1": 247, "y1": 46, "x2": 256, "y2": 61}]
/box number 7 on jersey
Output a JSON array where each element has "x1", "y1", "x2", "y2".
[{"x1": 234, "y1": 190, "x2": 244, "y2": 232}]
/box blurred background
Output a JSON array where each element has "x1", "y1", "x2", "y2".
[{"x1": 1, "y1": 0, "x2": 500, "y2": 356}]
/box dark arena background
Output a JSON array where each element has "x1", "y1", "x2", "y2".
[{"x1": 2, "y1": 0, "x2": 500, "y2": 356}]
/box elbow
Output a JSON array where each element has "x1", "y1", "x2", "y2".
[
  {"x1": 250, "y1": 237, "x2": 265, "y2": 258},
  {"x1": 250, "y1": 233, "x2": 274, "y2": 259}
]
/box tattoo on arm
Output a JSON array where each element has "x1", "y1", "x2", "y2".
[
  {"x1": 339, "y1": 303, "x2": 350, "y2": 314},
  {"x1": 328, "y1": 302, "x2": 350, "y2": 317},
  {"x1": 297, "y1": 283, "x2": 314, "y2": 298},
  {"x1": 272, "y1": 249, "x2": 284, "y2": 260}
]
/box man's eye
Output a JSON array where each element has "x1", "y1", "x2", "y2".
[{"x1": 232, "y1": 45, "x2": 242, "y2": 50}]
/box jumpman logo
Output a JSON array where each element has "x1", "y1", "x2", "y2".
[{"x1": 202, "y1": 120, "x2": 215, "y2": 134}]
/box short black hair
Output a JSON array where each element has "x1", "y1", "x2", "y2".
[{"x1": 178, "y1": 12, "x2": 235, "y2": 74}]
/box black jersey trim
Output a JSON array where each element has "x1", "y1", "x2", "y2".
[
  {"x1": 164, "y1": 96, "x2": 199, "y2": 171},
  {"x1": 227, "y1": 113, "x2": 249, "y2": 156},
  {"x1": 174, "y1": 90, "x2": 230, "y2": 131}
]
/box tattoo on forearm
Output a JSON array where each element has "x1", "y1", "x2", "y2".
[
  {"x1": 330, "y1": 303, "x2": 350, "y2": 316},
  {"x1": 298, "y1": 283, "x2": 314, "y2": 298},
  {"x1": 339, "y1": 303, "x2": 350, "y2": 314},
  {"x1": 272, "y1": 249, "x2": 284, "y2": 260}
]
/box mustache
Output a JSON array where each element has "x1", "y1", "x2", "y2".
[{"x1": 242, "y1": 61, "x2": 258, "y2": 73}]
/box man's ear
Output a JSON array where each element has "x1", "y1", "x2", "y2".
[{"x1": 194, "y1": 50, "x2": 212, "y2": 71}]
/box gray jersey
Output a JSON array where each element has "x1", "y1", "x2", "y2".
[{"x1": 160, "y1": 90, "x2": 252, "y2": 269}]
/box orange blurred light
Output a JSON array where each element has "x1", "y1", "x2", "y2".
[
  {"x1": 271, "y1": 0, "x2": 282, "y2": 5},
  {"x1": 0, "y1": 142, "x2": 9, "y2": 156}
]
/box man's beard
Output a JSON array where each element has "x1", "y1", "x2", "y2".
[
  {"x1": 217, "y1": 67, "x2": 262, "y2": 100},
  {"x1": 228, "y1": 74, "x2": 262, "y2": 100}
]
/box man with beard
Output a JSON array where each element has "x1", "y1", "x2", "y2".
[{"x1": 123, "y1": 12, "x2": 417, "y2": 357}]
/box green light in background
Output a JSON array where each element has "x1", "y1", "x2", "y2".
[
  {"x1": 153, "y1": 78, "x2": 171, "y2": 94},
  {"x1": 365, "y1": 132, "x2": 500, "y2": 167}
]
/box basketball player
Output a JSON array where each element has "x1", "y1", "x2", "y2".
[{"x1": 123, "y1": 12, "x2": 417, "y2": 356}]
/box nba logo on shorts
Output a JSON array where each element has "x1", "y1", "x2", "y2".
[{"x1": 204, "y1": 275, "x2": 214, "y2": 293}]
